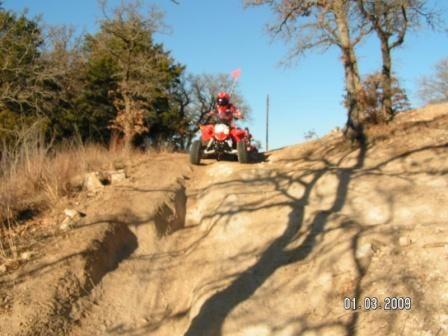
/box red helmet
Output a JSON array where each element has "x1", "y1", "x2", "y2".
[{"x1": 217, "y1": 92, "x2": 230, "y2": 106}]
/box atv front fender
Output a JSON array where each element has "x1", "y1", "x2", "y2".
[
  {"x1": 200, "y1": 125, "x2": 214, "y2": 142},
  {"x1": 231, "y1": 128, "x2": 247, "y2": 142}
]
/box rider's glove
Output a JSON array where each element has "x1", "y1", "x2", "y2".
[{"x1": 235, "y1": 110, "x2": 243, "y2": 119}]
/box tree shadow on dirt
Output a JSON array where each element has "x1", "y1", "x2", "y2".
[
  {"x1": 60, "y1": 138, "x2": 444, "y2": 336},
  {"x1": 3, "y1": 137, "x2": 445, "y2": 335},
  {"x1": 118, "y1": 139, "x2": 446, "y2": 336},
  {"x1": 184, "y1": 142, "x2": 368, "y2": 335},
  {"x1": 181, "y1": 141, "x2": 447, "y2": 335}
]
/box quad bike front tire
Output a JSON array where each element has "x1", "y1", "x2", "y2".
[
  {"x1": 249, "y1": 147, "x2": 259, "y2": 162},
  {"x1": 237, "y1": 141, "x2": 249, "y2": 164},
  {"x1": 190, "y1": 140, "x2": 202, "y2": 165}
]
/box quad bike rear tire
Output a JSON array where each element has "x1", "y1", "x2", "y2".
[
  {"x1": 190, "y1": 140, "x2": 202, "y2": 165},
  {"x1": 237, "y1": 141, "x2": 249, "y2": 164}
]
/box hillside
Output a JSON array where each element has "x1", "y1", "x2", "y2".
[{"x1": 1, "y1": 103, "x2": 447, "y2": 336}]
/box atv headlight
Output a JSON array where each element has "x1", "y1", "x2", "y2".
[{"x1": 214, "y1": 124, "x2": 230, "y2": 135}]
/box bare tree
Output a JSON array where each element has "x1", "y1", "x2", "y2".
[
  {"x1": 41, "y1": 26, "x2": 85, "y2": 104},
  {"x1": 189, "y1": 73, "x2": 250, "y2": 121},
  {"x1": 245, "y1": 0, "x2": 370, "y2": 141},
  {"x1": 418, "y1": 57, "x2": 448, "y2": 104},
  {"x1": 356, "y1": 0, "x2": 436, "y2": 122},
  {"x1": 177, "y1": 73, "x2": 251, "y2": 148}
]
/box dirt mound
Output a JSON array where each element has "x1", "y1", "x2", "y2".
[
  {"x1": 1, "y1": 103, "x2": 447, "y2": 336},
  {"x1": 0, "y1": 154, "x2": 191, "y2": 336}
]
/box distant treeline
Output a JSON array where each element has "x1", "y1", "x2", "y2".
[{"x1": 0, "y1": 1, "x2": 249, "y2": 150}]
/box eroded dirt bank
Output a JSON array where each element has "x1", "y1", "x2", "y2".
[
  {"x1": 0, "y1": 154, "x2": 191, "y2": 336},
  {"x1": 1, "y1": 104, "x2": 448, "y2": 336}
]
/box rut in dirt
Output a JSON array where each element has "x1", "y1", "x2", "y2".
[
  {"x1": 24, "y1": 184, "x2": 189, "y2": 336},
  {"x1": 66, "y1": 176, "x2": 195, "y2": 336}
]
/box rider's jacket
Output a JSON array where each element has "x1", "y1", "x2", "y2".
[{"x1": 209, "y1": 104, "x2": 242, "y2": 123}]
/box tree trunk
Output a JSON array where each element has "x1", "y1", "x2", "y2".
[
  {"x1": 123, "y1": 92, "x2": 134, "y2": 151},
  {"x1": 334, "y1": 1, "x2": 365, "y2": 142},
  {"x1": 380, "y1": 36, "x2": 394, "y2": 122}
]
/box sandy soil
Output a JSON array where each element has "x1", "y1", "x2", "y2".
[{"x1": 1, "y1": 103, "x2": 447, "y2": 336}]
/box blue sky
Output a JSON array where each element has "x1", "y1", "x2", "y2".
[{"x1": 4, "y1": 0, "x2": 448, "y2": 149}]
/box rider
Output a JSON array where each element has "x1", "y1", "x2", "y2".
[{"x1": 207, "y1": 92, "x2": 242, "y2": 124}]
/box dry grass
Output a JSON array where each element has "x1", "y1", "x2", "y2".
[
  {"x1": 365, "y1": 103, "x2": 448, "y2": 144},
  {"x1": 0, "y1": 124, "x2": 147, "y2": 260}
]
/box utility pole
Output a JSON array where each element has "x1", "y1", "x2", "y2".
[{"x1": 266, "y1": 94, "x2": 269, "y2": 152}]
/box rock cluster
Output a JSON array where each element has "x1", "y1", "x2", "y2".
[{"x1": 70, "y1": 169, "x2": 127, "y2": 194}]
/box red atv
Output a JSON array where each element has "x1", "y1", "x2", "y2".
[{"x1": 189, "y1": 118, "x2": 256, "y2": 165}]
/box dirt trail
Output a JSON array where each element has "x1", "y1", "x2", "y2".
[
  {"x1": 72, "y1": 104, "x2": 448, "y2": 336},
  {"x1": 1, "y1": 103, "x2": 448, "y2": 336}
]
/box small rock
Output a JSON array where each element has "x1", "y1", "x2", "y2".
[
  {"x1": 399, "y1": 236, "x2": 412, "y2": 247},
  {"x1": 60, "y1": 217, "x2": 75, "y2": 231},
  {"x1": 83, "y1": 172, "x2": 104, "y2": 193},
  {"x1": 20, "y1": 251, "x2": 35, "y2": 260},
  {"x1": 0, "y1": 264, "x2": 7, "y2": 274},
  {"x1": 109, "y1": 169, "x2": 126, "y2": 184},
  {"x1": 64, "y1": 208, "x2": 80, "y2": 219}
]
